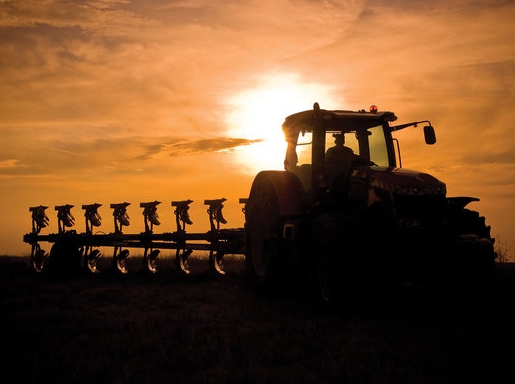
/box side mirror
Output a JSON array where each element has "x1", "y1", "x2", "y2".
[{"x1": 424, "y1": 125, "x2": 436, "y2": 145}]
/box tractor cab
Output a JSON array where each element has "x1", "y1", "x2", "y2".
[
  {"x1": 283, "y1": 103, "x2": 398, "y2": 192},
  {"x1": 282, "y1": 103, "x2": 436, "y2": 193}
]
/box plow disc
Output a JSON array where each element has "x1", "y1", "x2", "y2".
[
  {"x1": 23, "y1": 198, "x2": 247, "y2": 276},
  {"x1": 30, "y1": 244, "x2": 46, "y2": 273},
  {"x1": 176, "y1": 248, "x2": 193, "y2": 275}
]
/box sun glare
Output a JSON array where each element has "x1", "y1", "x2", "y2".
[{"x1": 225, "y1": 73, "x2": 337, "y2": 174}]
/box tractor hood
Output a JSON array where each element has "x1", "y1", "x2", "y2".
[{"x1": 354, "y1": 166, "x2": 447, "y2": 196}]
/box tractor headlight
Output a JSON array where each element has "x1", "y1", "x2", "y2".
[{"x1": 392, "y1": 184, "x2": 446, "y2": 196}]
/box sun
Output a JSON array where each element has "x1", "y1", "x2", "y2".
[{"x1": 224, "y1": 73, "x2": 338, "y2": 174}]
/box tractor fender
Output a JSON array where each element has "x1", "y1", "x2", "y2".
[
  {"x1": 447, "y1": 196, "x2": 480, "y2": 211},
  {"x1": 247, "y1": 171, "x2": 305, "y2": 218}
]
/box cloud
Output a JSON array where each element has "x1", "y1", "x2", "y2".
[
  {"x1": 0, "y1": 122, "x2": 260, "y2": 183},
  {"x1": 0, "y1": 158, "x2": 24, "y2": 169},
  {"x1": 0, "y1": 0, "x2": 367, "y2": 128},
  {"x1": 141, "y1": 137, "x2": 261, "y2": 159}
]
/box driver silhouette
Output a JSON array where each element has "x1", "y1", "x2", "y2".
[{"x1": 325, "y1": 133, "x2": 357, "y2": 164}]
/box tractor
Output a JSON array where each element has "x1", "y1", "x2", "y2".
[
  {"x1": 244, "y1": 103, "x2": 497, "y2": 304},
  {"x1": 23, "y1": 102, "x2": 497, "y2": 303}
]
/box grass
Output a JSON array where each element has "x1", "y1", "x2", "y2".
[{"x1": 1, "y1": 255, "x2": 515, "y2": 384}]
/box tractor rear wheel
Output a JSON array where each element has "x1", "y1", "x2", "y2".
[
  {"x1": 246, "y1": 175, "x2": 282, "y2": 293},
  {"x1": 312, "y1": 213, "x2": 358, "y2": 309},
  {"x1": 245, "y1": 171, "x2": 305, "y2": 294}
]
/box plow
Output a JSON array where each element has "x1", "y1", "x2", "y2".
[{"x1": 23, "y1": 198, "x2": 247, "y2": 276}]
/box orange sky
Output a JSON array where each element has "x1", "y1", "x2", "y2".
[{"x1": 1, "y1": 0, "x2": 514, "y2": 260}]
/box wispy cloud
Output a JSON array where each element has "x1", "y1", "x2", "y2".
[
  {"x1": 141, "y1": 137, "x2": 262, "y2": 159},
  {"x1": 0, "y1": 158, "x2": 24, "y2": 169}
]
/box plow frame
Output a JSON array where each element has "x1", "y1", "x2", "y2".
[{"x1": 23, "y1": 198, "x2": 247, "y2": 276}]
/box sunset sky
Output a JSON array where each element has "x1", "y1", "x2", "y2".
[{"x1": 1, "y1": 0, "x2": 514, "y2": 259}]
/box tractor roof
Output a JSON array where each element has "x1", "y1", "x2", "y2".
[{"x1": 282, "y1": 105, "x2": 398, "y2": 135}]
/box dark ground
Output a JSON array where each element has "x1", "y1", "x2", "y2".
[{"x1": 1, "y1": 255, "x2": 515, "y2": 384}]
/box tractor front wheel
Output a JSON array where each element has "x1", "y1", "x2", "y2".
[{"x1": 446, "y1": 207, "x2": 497, "y2": 293}]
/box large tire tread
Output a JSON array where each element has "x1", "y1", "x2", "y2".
[{"x1": 244, "y1": 171, "x2": 304, "y2": 296}]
